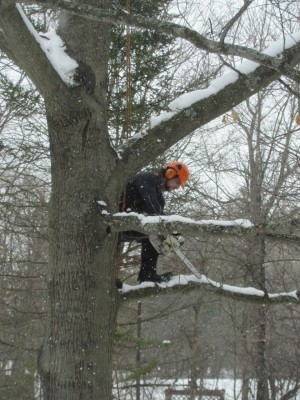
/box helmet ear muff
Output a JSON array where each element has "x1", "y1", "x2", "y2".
[
  {"x1": 165, "y1": 161, "x2": 189, "y2": 188},
  {"x1": 165, "y1": 168, "x2": 177, "y2": 180}
]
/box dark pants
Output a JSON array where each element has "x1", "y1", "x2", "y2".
[{"x1": 121, "y1": 231, "x2": 159, "y2": 280}]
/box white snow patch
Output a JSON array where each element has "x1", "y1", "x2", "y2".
[
  {"x1": 97, "y1": 200, "x2": 107, "y2": 207},
  {"x1": 113, "y1": 212, "x2": 253, "y2": 229},
  {"x1": 16, "y1": 4, "x2": 78, "y2": 85},
  {"x1": 150, "y1": 110, "x2": 177, "y2": 128}
]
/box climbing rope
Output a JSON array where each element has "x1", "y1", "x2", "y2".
[{"x1": 126, "y1": 0, "x2": 131, "y2": 138}]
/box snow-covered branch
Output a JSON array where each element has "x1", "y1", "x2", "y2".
[
  {"x1": 16, "y1": 4, "x2": 78, "y2": 86},
  {"x1": 27, "y1": 0, "x2": 300, "y2": 83},
  {"x1": 11, "y1": 1, "x2": 300, "y2": 81},
  {"x1": 118, "y1": 274, "x2": 300, "y2": 304},
  {"x1": 107, "y1": 212, "x2": 300, "y2": 303},
  {"x1": 104, "y1": 212, "x2": 300, "y2": 244},
  {"x1": 0, "y1": 2, "x2": 75, "y2": 103},
  {"x1": 111, "y1": 40, "x2": 300, "y2": 182}
]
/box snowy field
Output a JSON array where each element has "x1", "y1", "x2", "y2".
[{"x1": 113, "y1": 379, "x2": 300, "y2": 399}]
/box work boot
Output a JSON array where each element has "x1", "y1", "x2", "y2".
[
  {"x1": 138, "y1": 271, "x2": 173, "y2": 283},
  {"x1": 115, "y1": 278, "x2": 123, "y2": 289}
]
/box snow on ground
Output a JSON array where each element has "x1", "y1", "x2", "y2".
[{"x1": 113, "y1": 378, "x2": 300, "y2": 399}]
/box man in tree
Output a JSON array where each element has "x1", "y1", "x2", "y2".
[{"x1": 120, "y1": 161, "x2": 189, "y2": 284}]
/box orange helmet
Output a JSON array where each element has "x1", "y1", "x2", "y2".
[{"x1": 165, "y1": 162, "x2": 190, "y2": 188}]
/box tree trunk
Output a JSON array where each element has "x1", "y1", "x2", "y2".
[
  {"x1": 34, "y1": 2, "x2": 122, "y2": 398},
  {"x1": 255, "y1": 306, "x2": 269, "y2": 400},
  {"x1": 37, "y1": 33, "x2": 120, "y2": 400},
  {"x1": 38, "y1": 103, "x2": 120, "y2": 399},
  {"x1": 241, "y1": 309, "x2": 250, "y2": 400},
  {"x1": 245, "y1": 236, "x2": 269, "y2": 400}
]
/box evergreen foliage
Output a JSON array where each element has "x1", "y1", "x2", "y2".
[{"x1": 108, "y1": 0, "x2": 176, "y2": 145}]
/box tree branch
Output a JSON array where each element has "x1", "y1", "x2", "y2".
[
  {"x1": 7, "y1": 0, "x2": 300, "y2": 81},
  {"x1": 0, "y1": 2, "x2": 79, "y2": 110},
  {"x1": 104, "y1": 212, "x2": 300, "y2": 244},
  {"x1": 118, "y1": 274, "x2": 300, "y2": 304},
  {"x1": 279, "y1": 384, "x2": 300, "y2": 400},
  {"x1": 37, "y1": 0, "x2": 300, "y2": 83},
  {"x1": 220, "y1": 0, "x2": 254, "y2": 44},
  {"x1": 109, "y1": 40, "x2": 300, "y2": 184}
]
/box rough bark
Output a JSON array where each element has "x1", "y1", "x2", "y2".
[
  {"x1": 40, "y1": 2, "x2": 121, "y2": 398},
  {"x1": 41, "y1": 114, "x2": 120, "y2": 399}
]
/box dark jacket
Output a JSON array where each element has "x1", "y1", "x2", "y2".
[{"x1": 121, "y1": 171, "x2": 165, "y2": 215}]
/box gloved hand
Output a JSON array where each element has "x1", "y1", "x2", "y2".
[
  {"x1": 150, "y1": 234, "x2": 183, "y2": 257},
  {"x1": 162, "y1": 234, "x2": 182, "y2": 253},
  {"x1": 172, "y1": 233, "x2": 185, "y2": 246}
]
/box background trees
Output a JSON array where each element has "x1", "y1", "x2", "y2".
[{"x1": 0, "y1": 70, "x2": 48, "y2": 399}]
